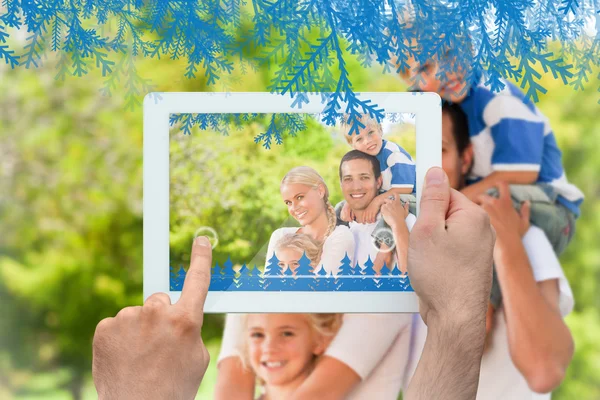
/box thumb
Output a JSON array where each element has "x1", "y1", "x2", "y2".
[{"x1": 415, "y1": 167, "x2": 450, "y2": 235}]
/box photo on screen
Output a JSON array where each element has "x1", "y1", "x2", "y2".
[{"x1": 168, "y1": 112, "x2": 418, "y2": 293}]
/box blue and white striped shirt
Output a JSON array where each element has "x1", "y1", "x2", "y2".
[
  {"x1": 375, "y1": 139, "x2": 416, "y2": 193},
  {"x1": 460, "y1": 80, "x2": 584, "y2": 216}
]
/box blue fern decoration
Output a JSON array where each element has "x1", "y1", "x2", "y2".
[{"x1": 2, "y1": 0, "x2": 599, "y2": 126}]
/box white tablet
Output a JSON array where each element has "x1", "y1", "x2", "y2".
[{"x1": 144, "y1": 92, "x2": 441, "y2": 313}]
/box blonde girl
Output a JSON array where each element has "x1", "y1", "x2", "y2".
[{"x1": 240, "y1": 313, "x2": 342, "y2": 400}]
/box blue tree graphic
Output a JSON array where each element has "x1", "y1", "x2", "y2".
[
  {"x1": 295, "y1": 252, "x2": 314, "y2": 291},
  {"x1": 283, "y1": 264, "x2": 294, "y2": 289},
  {"x1": 219, "y1": 257, "x2": 236, "y2": 291},
  {"x1": 389, "y1": 263, "x2": 403, "y2": 289},
  {"x1": 360, "y1": 257, "x2": 378, "y2": 291},
  {"x1": 377, "y1": 262, "x2": 392, "y2": 290},
  {"x1": 244, "y1": 265, "x2": 261, "y2": 291},
  {"x1": 263, "y1": 253, "x2": 281, "y2": 290},
  {"x1": 209, "y1": 262, "x2": 224, "y2": 291},
  {"x1": 336, "y1": 253, "x2": 353, "y2": 291},
  {"x1": 171, "y1": 265, "x2": 186, "y2": 291},
  {"x1": 169, "y1": 264, "x2": 177, "y2": 290},
  {"x1": 315, "y1": 265, "x2": 328, "y2": 292},
  {"x1": 236, "y1": 263, "x2": 249, "y2": 289}
]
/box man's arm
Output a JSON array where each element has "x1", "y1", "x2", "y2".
[
  {"x1": 494, "y1": 237, "x2": 574, "y2": 393},
  {"x1": 479, "y1": 183, "x2": 574, "y2": 393}
]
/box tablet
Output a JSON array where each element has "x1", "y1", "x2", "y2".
[{"x1": 144, "y1": 92, "x2": 441, "y2": 313}]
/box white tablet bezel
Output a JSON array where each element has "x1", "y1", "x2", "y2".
[{"x1": 143, "y1": 92, "x2": 441, "y2": 313}]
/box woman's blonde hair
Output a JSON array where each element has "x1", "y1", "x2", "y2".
[
  {"x1": 274, "y1": 233, "x2": 321, "y2": 272},
  {"x1": 280, "y1": 166, "x2": 337, "y2": 264},
  {"x1": 237, "y1": 313, "x2": 343, "y2": 381}
]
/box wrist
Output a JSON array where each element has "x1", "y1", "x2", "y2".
[
  {"x1": 426, "y1": 310, "x2": 486, "y2": 352},
  {"x1": 493, "y1": 232, "x2": 523, "y2": 260}
]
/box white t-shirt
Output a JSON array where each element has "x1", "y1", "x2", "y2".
[
  {"x1": 218, "y1": 213, "x2": 418, "y2": 399},
  {"x1": 403, "y1": 226, "x2": 575, "y2": 400},
  {"x1": 266, "y1": 225, "x2": 355, "y2": 275}
]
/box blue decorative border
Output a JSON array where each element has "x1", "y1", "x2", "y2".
[{"x1": 170, "y1": 253, "x2": 414, "y2": 292}]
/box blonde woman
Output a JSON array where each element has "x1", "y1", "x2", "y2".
[{"x1": 266, "y1": 166, "x2": 355, "y2": 275}]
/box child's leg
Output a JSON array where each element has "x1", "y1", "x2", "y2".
[{"x1": 527, "y1": 201, "x2": 576, "y2": 256}]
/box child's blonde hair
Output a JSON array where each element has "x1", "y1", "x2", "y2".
[
  {"x1": 339, "y1": 114, "x2": 384, "y2": 145},
  {"x1": 238, "y1": 313, "x2": 343, "y2": 377},
  {"x1": 280, "y1": 166, "x2": 337, "y2": 263},
  {"x1": 274, "y1": 233, "x2": 321, "y2": 272}
]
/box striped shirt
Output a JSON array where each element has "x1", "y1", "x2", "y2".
[
  {"x1": 376, "y1": 139, "x2": 416, "y2": 193},
  {"x1": 460, "y1": 79, "x2": 584, "y2": 216}
]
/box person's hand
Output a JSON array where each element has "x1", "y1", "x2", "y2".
[
  {"x1": 361, "y1": 199, "x2": 381, "y2": 224},
  {"x1": 340, "y1": 202, "x2": 354, "y2": 222},
  {"x1": 460, "y1": 183, "x2": 480, "y2": 203},
  {"x1": 478, "y1": 182, "x2": 531, "y2": 239},
  {"x1": 92, "y1": 237, "x2": 213, "y2": 400},
  {"x1": 409, "y1": 167, "x2": 495, "y2": 328},
  {"x1": 381, "y1": 196, "x2": 410, "y2": 230}
]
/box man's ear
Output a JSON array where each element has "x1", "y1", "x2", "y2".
[
  {"x1": 461, "y1": 144, "x2": 474, "y2": 176},
  {"x1": 376, "y1": 176, "x2": 383, "y2": 191}
]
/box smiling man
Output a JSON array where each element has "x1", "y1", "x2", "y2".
[{"x1": 339, "y1": 150, "x2": 415, "y2": 274}]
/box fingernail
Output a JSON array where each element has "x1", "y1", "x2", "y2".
[
  {"x1": 195, "y1": 236, "x2": 210, "y2": 246},
  {"x1": 426, "y1": 167, "x2": 445, "y2": 187}
]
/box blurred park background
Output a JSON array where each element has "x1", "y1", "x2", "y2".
[{"x1": 1, "y1": 30, "x2": 599, "y2": 400}]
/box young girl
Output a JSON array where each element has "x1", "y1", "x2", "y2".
[
  {"x1": 238, "y1": 233, "x2": 342, "y2": 399},
  {"x1": 272, "y1": 232, "x2": 321, "y2": 276},
  {"x1": 239, "y1": 313, "x2": 341, "y2": 400}
]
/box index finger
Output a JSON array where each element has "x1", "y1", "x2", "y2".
[{"x1": 178, "y1": 236, "x2": 212, "y2": 322}]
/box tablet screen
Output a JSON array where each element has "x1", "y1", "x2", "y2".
[{"x1": 168, "y1": 112, "x2": 418, "y2": 294}]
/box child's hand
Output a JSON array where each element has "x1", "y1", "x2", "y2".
[
  {"x1": 380, "y1": 196, "x2": 408, "y2": 230},
  {"x1": 461, "y1": 184, "x2": 481, "y2": 203},
  {"x1": 361, "y1": 199, "x2": 381, "y2": 224},
  {"x1": 340, "y1": 202, "x2": 354, "y2": 222},
  {"x1": 478, "y1": 182, "x2": 531, "y2": 239}
]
